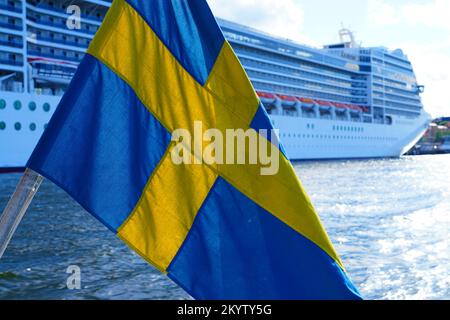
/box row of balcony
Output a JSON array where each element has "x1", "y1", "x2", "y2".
[
  {"x1": 27, "y1": 2, "x2": 106, "y2": 23},
  {"x1": 0, "y1": 3, "x2": 22, "y2": 13},
  {"x1": 0, "y1": 21, "x2": 22, "y2": 31},
  {"x1": 27, "y1": 16, "x2": 98, "y2": 35},
  {"x1": 0, "y1": 57, "x2": 22, "y2": 65},
  {"x1": 28, "y1": 49, "x2": 83, "y2": 63},
  {"x1": 0, "y1": 39, "x2": 22, "y2": 48},
  {"x1": 32, "y1": 34, "x2": 89, "y2": 49}
]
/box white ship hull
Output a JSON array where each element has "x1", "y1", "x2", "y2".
[
  {"x1": 0, "y1": 92, "x2": 60, "y2": 170},
  {"x1": 271, "y1": 112, "x2": 430, "y2": 160},
  {"x1": 0, "y1": 92, "x2": 430, "y2": 170}
]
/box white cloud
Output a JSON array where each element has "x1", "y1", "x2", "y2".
[
  {"x1": 368, "y1": 0, "x2": 399, "y2": 26},
  {"x1": 368, "y1": 0, "x2": 450, "y2": 30},
  {"x1": 400, "y1": 42, "x2": 450, "y2": 118},
  {"x1": 207, "y1": 0, "x2": 317, "y2": 46},
  {"x1": 401, "y1": 0, "x2": 450, "y2": 30},
  {"x1": 366, "y1": 0, "x2": 450, "y2": 117}
]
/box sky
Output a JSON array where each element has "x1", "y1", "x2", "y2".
[{"x1": 207, "y1": 0, "x2": 450, "y2": 118}]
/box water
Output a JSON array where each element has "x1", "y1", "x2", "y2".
[{"x1": 0, "y1": 155, "x2": 449, "y2": 300}]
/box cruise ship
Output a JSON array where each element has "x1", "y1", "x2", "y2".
[{"x1": 0, "y1": 0, "x2": 431, "y2": 170}]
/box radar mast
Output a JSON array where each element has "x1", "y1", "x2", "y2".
[{"x1": 339, "y1": 27, "x2": 358, "y2": 48}]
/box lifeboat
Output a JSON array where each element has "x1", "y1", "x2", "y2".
[
  {"x1": 346, "y1": 104, "x2": 362, "y2": 114},
  {"x1": 276, "y1": 94, "x2": 298, "y2": 115},
  {"x1": 298, "y1": 97, "x2": 315, "y2": 111},
  {"x1": 256, "y1": 91, "x2": 277, "y2": 102},
  {"x1": 276, "y1": 94, "x2": 298, "y2": 103},
  {"x1": 360, "y1": 106, "x2": 370, "y2": 113},
  {"x1": 314, "y1": 99, "x2": 333, "y2": 111},
  {"x1": 333, "y1": 102, "x2": 347, "y2": 110},
  {"x1": 28, "y1": 57, "x2": 78, "y2": 85}
]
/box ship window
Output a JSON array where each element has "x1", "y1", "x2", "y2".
[
  {"x1": 0, "y1": 99, "x2": 5, "y2": 109},
  {"x1": 29, "y1": 123, "x2": 36, "y2": 131},
  {"x1": 44, "y1": 123, "x2": 48, "y2": 130},
  {"x1": 14, "y1": 122, "x2": 21, "y2": 131},
  {"x1": 14, "y1": 100, "x2": 21, "y2": 110},
  {"x1": 43, "y1": 103, "x2": 50, "y2": 112},
  {"x1": 0, "y1": 121, "x2": 5, "y2": 130},
  {"x1": 29, "y1": 101, "x2": 36, "y2": 111}
]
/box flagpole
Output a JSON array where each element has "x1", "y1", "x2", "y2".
[{"x1": 0, "y1": 168, "x2": 43, "y2": 259}]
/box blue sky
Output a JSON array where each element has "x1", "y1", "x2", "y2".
[{"x1": 208, "y1": 0, "x2": 450, "y2": 118}]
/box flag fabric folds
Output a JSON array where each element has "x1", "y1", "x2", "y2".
[{"x1": 27, "y1": 0, "x2": 361, "y2": 299}]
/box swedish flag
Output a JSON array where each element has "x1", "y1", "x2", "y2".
[{"x1": 27, "y1": 0, "x2": 361, "y2": 299}]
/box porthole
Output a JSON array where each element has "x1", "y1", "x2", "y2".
[
  {"x1": 14, "y1": 122, "x2": 21, "y2": 131},
  {"x1": 43, "y1": 103, "x2": 51, "y2": 112},
  {"x1": 44, "y1": 123, "x2": 48, "y2": 130},
  {"x1": 0, "y1": 121, "x2": 5, "y2": 130},
  {"x1": 29, "y1": 101, "x2": 37, "y2": 111},
  {"x1": 14, "y1": 100, "x2": 21, "y2": 110},
  {"x1": 29, "y1": 123, "x2": 36, "y2": 131},
  {"x1": 0, "y1": 99, "x2": 5, "y2": 109}
]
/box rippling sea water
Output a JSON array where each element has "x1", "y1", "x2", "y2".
[{"x1": 0, "y1": 155, "x2": 449, "y2": 300}]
